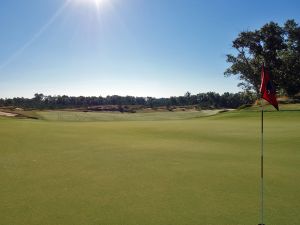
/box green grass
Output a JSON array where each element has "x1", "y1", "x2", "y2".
[
  {"x1": 240, "y1": 103, "x2": 300, "y2": 112},
  {"x1": 0, "y1": 108, "x2": 299, "y2": 225}
]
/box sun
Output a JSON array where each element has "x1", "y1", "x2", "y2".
[
  {"x1": 91, "y1": 0, "x2": 108, "y2": 7},
  {"x1": 72, "y1": 0, "x2": 109, "y2": 9}
]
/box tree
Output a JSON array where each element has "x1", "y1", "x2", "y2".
[
  {"x1": 225, "y1": 19, "x2": 300, "y2": 96},
  {"x1": 0, "y1": 92, "x2": 255, "y2": 110},
  {"x1": 279, "y1": 20, "x2": 300, "y2": 96}
]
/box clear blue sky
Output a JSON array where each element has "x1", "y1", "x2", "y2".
[{"x1": 1, "y1": 0, "x2": 300, "y2": 98}]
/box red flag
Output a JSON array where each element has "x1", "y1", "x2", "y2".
[{"x1": 260, "y1": 65, "x2": 279, "y2": 110}]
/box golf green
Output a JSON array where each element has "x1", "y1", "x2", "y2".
[{"x1": 0, "y1": 109, "x2": 299, "y2": 225}]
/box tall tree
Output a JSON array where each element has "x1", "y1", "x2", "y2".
[{"x1": 225, "y1": 19, "x2": 300, "y2": 96}]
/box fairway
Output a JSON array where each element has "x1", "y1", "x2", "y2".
[{"x1": 0, "y1": 109, "x2": 299, "y2": 225}]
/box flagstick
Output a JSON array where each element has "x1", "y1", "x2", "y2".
[{"x1": 259, "y1": 99, "x2": 265, "y2": 225}]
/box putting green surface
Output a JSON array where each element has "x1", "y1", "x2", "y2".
[{"x1": 0, "y1": 109, "x2": 299, "y2": 225}]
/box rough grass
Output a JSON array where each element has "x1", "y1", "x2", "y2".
[
  {"x1": 0, "y1": 108, "x2": 299, "y2": 225},
  {"x1": 35, "y1": 110, "x2": 220, "y2": 122}
]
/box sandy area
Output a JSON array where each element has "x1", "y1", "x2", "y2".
[{"x1": 0, "y1": 111, "x2": 17, "y2": 117}]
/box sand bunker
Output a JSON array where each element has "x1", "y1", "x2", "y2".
[{"x1": 0, "y1": 111, "x2": 17, "y2": 117}]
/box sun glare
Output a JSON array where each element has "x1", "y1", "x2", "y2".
[{"x1": 73, "y1": 0, "x2": 109, "y2": 9}]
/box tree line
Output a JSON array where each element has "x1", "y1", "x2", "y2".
[{"x1": 0, "y1": 92, "x2": 256, "y2": 110}]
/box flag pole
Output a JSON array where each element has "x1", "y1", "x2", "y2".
[
  {"x1": 258, "y1": 63, "x2": 279, "y2": 225},
  {"x1": 259, "y1": 99, "x2": 265, "y2": 225}
]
